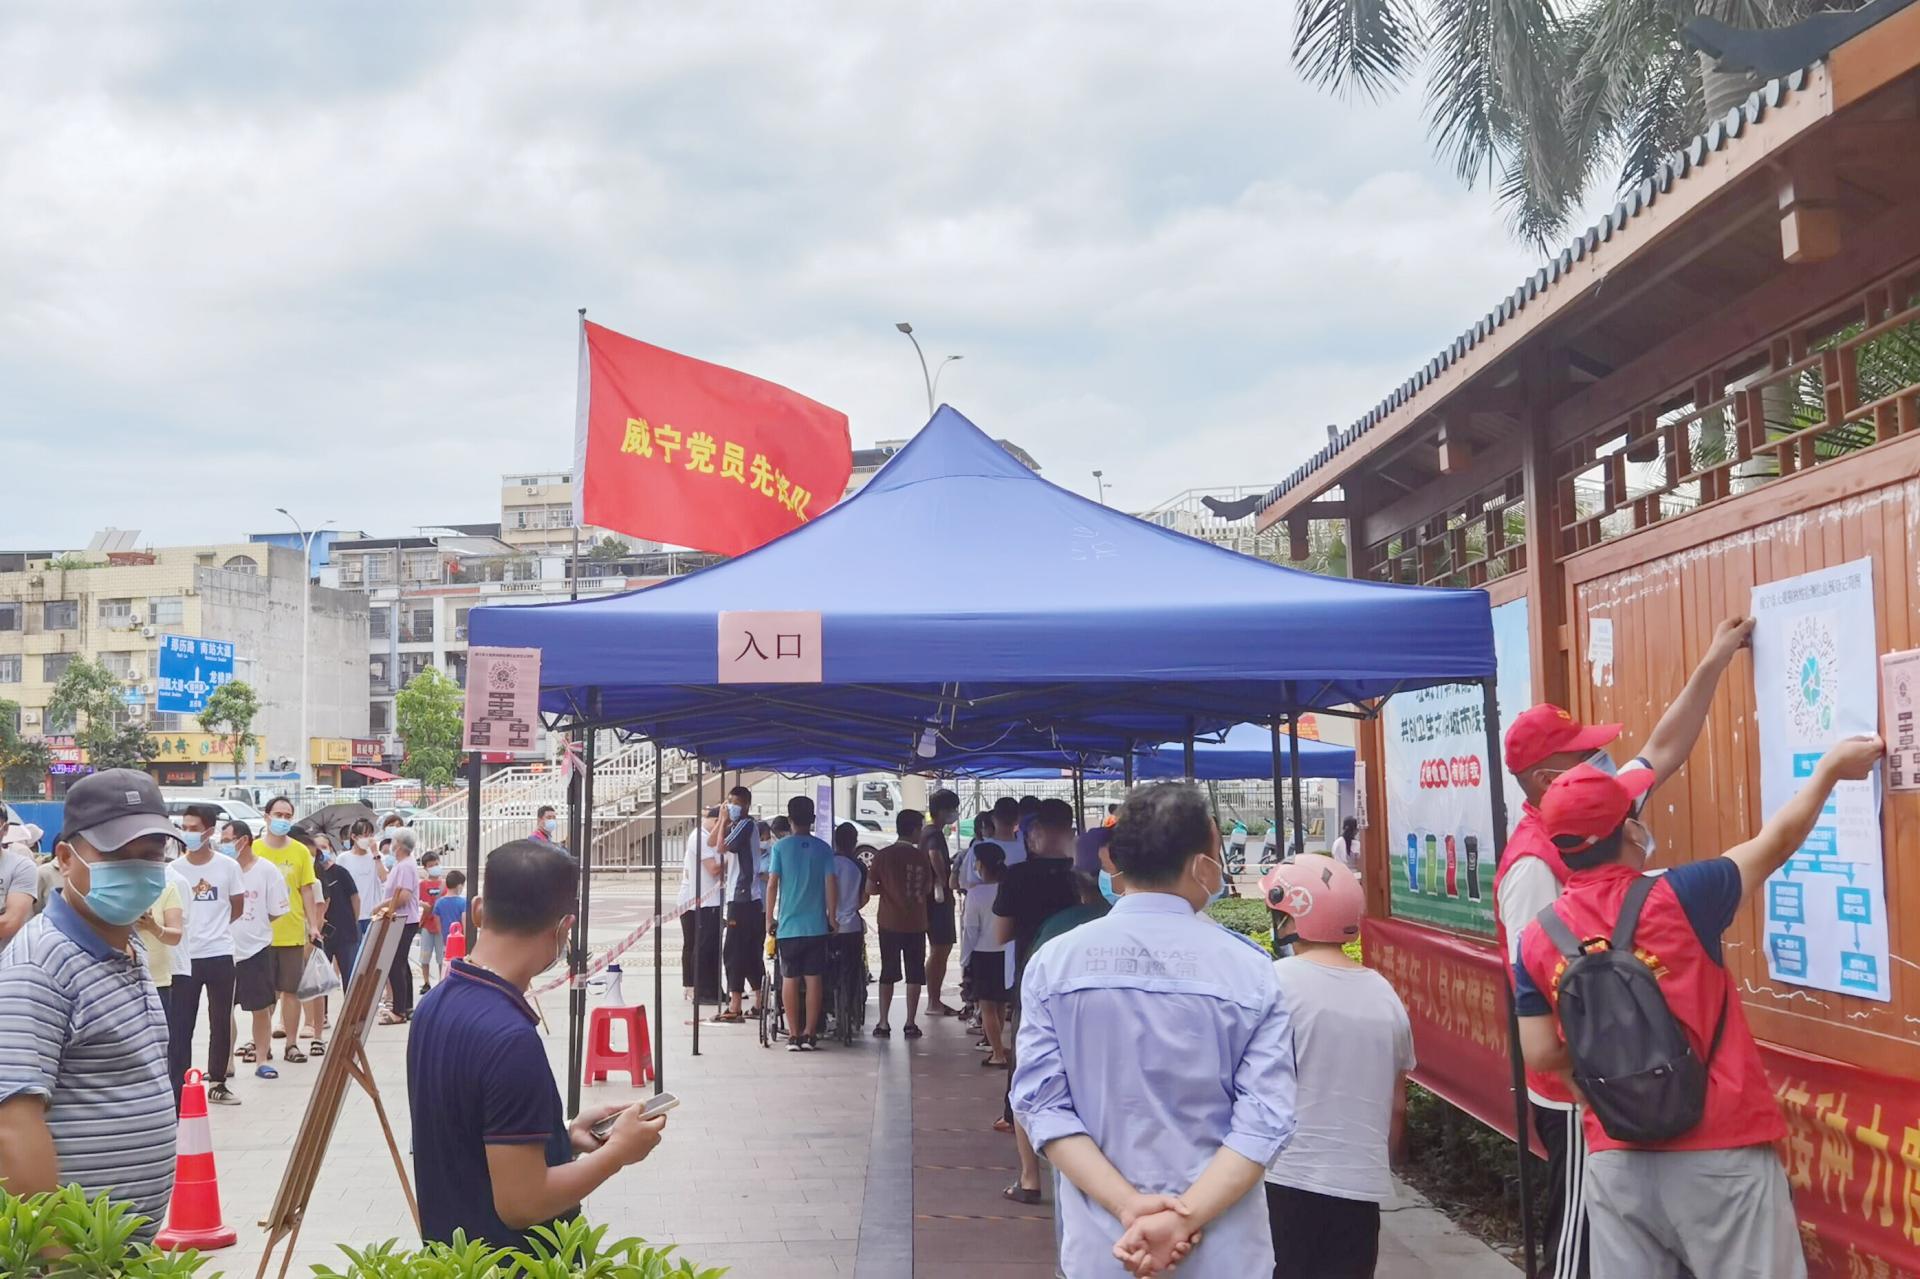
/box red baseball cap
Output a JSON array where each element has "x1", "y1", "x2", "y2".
[
  {"x1": 1540, "y1": 764, "x2": 1657, "y2": 854},
  {"x1": 1503, "y1": 704, "x2": 1623, "y2": 773}
]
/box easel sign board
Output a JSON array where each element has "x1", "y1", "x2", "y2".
[{"x1": 255, "y1": 911, "x2": 417, "y2": 1279}]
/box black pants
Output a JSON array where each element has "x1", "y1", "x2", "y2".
[
  {"x1": 388, "y1": 923, "x2": 420, "y2": 1017},
  {"x1": 723, "y1": 900, "x2": 765, "y2": 996},
  {"x1": 1533, "y1": 1102, "x2": 1591, "y2": 1279},
  {"x1": 167, "y1": 955, "x2": 236, "y2": 1099},
  {"x1": 679, "y1": 905, "x2": 723, "y2": 1002},
  {"x1": 1266, "y1": 1182, "x2": 1379, "y2": 1279}
]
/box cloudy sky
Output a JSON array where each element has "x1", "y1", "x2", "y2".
[{"x1": 1, "y1": 3, "x2": 1551, "y2": 549}]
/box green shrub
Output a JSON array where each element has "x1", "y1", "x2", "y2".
[
  {"x1": 0, "y1": 1185, "x2": 724, "y2": 1278},
  {"x1": 1205, "y1": 896, "x2": 1272, "y2": 938}
]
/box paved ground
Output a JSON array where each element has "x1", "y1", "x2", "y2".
[{"x1": 190, "y1": 880, "x2": 1516, "y2": 1277}]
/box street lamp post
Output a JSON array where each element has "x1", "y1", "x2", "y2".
[
  {"x1": 1092, "y1": 470, "x2": 1107, "y2": 505},
  {"x1": 895, "y1": 323, "x2": 962, "y2": 417},
  {"x1": 276, "y1": 508, "x2": 333, "y2": 795}
]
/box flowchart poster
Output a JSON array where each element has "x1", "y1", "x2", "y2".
[{"x1": 1751, "y1": 557, "x2": 1887, "y2": 1001}]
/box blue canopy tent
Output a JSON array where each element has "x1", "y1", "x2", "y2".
[
  {"x1": 466, "y1": 406, "x2": 1505, "y2": 1112},
  {"x1": 965, "y1": 725, "x2": 1354, "y2": 781}
]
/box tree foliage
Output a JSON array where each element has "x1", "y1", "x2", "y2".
[
  {"x1": 198, "y1": 680, "x2": 261, "y2": 780},
  {"x1": 587, "y1": 537, "x2": 632, "y2": 561},
  {"x1": 46, "y1": 656, "x2": 155, "y2": 772},
  {"x1": 0, "y1": 699, "x2": 53, "y2": 797},
  {"x1": 395, "y1": 667, "x2": 464, "y2": 786},
  {"x1": 1288, "y1": 0, "x2": 1862, "y2": 247}
]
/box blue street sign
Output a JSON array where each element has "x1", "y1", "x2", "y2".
[{"x1": 155, "y1": 635, "x2": 237, "y2": 715}]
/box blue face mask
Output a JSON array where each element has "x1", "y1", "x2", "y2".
[
  {"x1": 215, "y1": 840, "x2": 238, "y2": 859},
  {"x1": 268, "y1": 818, "x2": 293, "y2": 838},
  {"x1": 543, "y1": 818, "x2": 559, "y2": 835},
  {"x1": 1097, "y1": 870, "x2": 1120, "y2": 905},
  {"x1": 178, "y1": 830, "x2": 205, "y2": 854},
  {"x1": 728, "y1": 804, "x2": 744, "y2": 820},
  {"x1": 1193, "y1": 855, "x2": 1226, "y2": 908},
  {"x1": 382, "y1": 852, "x2": 396, "y2": 871},
  {"x1": 73, "y1": 856, "x2": 172, "y2": 926}
]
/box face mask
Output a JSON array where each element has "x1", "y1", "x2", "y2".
[
  {"x1": 543, "y1": 818, "x2": 559, "y2": 835},
  {"x1": 215, "y1": 840, "x2": 238, "y2": 859},
  {"x1": 68, "y1": 854, "x2": 171, "y2": 927},
  {"x1": 543, "y1": 920, "x2": 573, "y2": 976},
  {"x1": 268, "y1": 818, "x2": 293, "y2": 837},
  {"x1": 1190, "y1": 855, "x2": 1226, "y2": 908},
  {"x1": 1273, "y1": 925, "x2": 1301, "y2": 951},
  {"x1": 178, "y1": 830, "x2": 205, "y2": 854},
  {"x1": 1097, "y1": 870, "x2": 1120, "y2": 905},
  {"x1": 727, "y1": 804, "x2": 743, "y2": 821},
  {"x1": 356, "y1": 836, "x2": 372, "y2": 850},
  {"x1": 382, "y1": 852, "x2": 396, "y2": 871}
]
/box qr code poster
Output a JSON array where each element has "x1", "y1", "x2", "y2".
[{"x1": 463, "y1": 647, "x2": 542, "y2": 755}]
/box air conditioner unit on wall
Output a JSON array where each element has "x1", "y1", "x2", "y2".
[
  {"x1": 21, "y1": 709, "x2": 38, "y2": 725},
  {"x1": 139, "y1": 682, "x2": 154, "y2": 695}
]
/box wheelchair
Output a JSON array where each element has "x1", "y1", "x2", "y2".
[{"x1": 825, "y1": 932, "x2": 870, "y2": 1047}]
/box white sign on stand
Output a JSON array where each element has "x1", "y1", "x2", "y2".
[{"x1": 1751, "y1": 558, "x2": 1886, "y2": 1001}]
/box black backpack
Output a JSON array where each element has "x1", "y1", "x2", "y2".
[{"x1": 1535, "y1": 876, "x2": 1727, "y2": 1144}]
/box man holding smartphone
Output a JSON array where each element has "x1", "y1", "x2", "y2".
[{"x1": 407, "y1": 839, "x2": 668, "y2": 1249}]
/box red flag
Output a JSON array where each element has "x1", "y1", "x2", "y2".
[{"x1": 574, "y1": 321, "x2": 853, "y2": 556}]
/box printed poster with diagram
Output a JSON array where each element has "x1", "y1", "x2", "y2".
[
  {"x1": 1382, "y1": 597, "x2": 1531, "y2": 936},
  {"x1": 1751, "y1": 558, "x2": 1887, "y2": 1001}
]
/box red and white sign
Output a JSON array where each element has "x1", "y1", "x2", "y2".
[
  {"x1": 573, "y1": 320, "x2": 853, "y2": 557},
  {"x1": 718, "y1": 611, "x2": 822, "y2": 684},
  {"x1": 463, "y1": 647, "x2": 541, "y2": 755}
]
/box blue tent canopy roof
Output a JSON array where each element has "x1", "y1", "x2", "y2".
[{"x1": 470, "y1": 407, "x2": 1493, "y2": 772}]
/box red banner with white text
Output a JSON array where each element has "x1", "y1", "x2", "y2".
[
  {"x1": 1366, "y1": 916, "x2": 1920, "y2": 1275},
  {"x1": 574, "y1": 321, "x2": 852, "y2": 556}
]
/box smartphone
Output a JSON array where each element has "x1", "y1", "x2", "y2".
[{"x1": 590, "y1": 1092, "x2": 681, "y2": 1142}]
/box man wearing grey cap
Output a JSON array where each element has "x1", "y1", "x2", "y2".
[{"x1": 0, "y1": 768, "x2": 183, "y2": 1240}]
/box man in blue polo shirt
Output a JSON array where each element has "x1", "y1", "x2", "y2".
[
  {"x1": 0, "y1": 769, "x2": 182, "y2": 1241},
  {"x1": 407, "y1": 839, "x2": 668, "y2": 1249}
]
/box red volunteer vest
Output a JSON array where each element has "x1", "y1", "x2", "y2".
[
  {"x1": 1518, "y1": 863, "x2": 1785, "y2": 1154},
  {"x1": 1493, "y1": 806, "x2": 1575, "y2": 1105}
]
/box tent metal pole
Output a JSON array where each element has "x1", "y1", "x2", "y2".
[
  {"x1": 1184, "y1": 717, "x2": 1196, "y2": 780},
  {"x1": 692, "y1": 757, "x2": 703, "y2": 1058},
  {"x1": 464, "y1": 748, "x2": 482, "y2": 938},
  {"x1": 652, "y1": 742, "x2": 665, "y2": 1094},
  {"x1": 1480, "y1": 677, "x2": 1536, "y2": 1279},
  {"x1": 1288, "y1": 714, "x2": 1305, "y2": 860},
  {"x1": 578, "y1": 713, "x2": 600, "y2": 1117},
  {"x1": 565, "y1": 718, "x2": 587, "y2": 1118},
  {"x1": 1270, "y1": 722, "x2": 1284, "y2": 848}
]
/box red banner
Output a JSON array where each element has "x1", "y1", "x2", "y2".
[
  {"x1": 1367, "y1": 916, "x2": 1920, "y2": 1275},
  {"x1": 575, "y1": 321, "x2": 852, "y2": 556}
]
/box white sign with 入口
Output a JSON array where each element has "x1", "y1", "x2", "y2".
[{"x1": 717, "y1": 611, "x2": 822, "y2": 684}]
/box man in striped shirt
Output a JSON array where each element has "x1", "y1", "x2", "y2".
[{"x1": 0, "y1": 769, "x2": 181, "y2": 1239}]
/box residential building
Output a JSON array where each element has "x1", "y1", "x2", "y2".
[
  {"x1": 499, "y1": 471, "x2": 651, "y2": 556},
  {"x1": 0, "y1": 542, "x2": 369, "y2": 792}
]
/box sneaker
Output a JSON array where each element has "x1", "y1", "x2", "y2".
[
  {"x1": 788, "y1": 1036, "x2": 806, "y2": 1052},
  {"x1": 207, "y1": 1084, "x2": 240, "y2": 1106},
  {"x1": 800, "y1": 1037, "x2": 818, "y2": 1052}
]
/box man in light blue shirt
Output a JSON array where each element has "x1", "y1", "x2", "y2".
[
  {"x1": 1013, "y1": 782, "x2": 1296, "y2": 1277},
  {"x1": 765, "y1": 797, "x2": 839, "y2": 1053}
]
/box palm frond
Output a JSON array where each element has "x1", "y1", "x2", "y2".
[
  {"x1": 1291, "y1": 0, "x2": 1423, "y2": 98},
  {"x1": 1615, "y1": 44, "x2": 1701, "y2": 196},
  {"x1": 1423, "y1": 0, "x2": 1502, "y2": 184}
]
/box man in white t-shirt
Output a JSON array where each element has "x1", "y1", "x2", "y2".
[
  {"x1": 1492, "y1": 615, "x2": 1753, "y2": 1279},
  {"x1": 678, "y1": 808, "x2": 724, "y2": 1006},
  {"x1": 166, "y1": 804, "x2": 247, "y2": 1105},
  {"x1": 227, "y1": 821, "x2": 291, "y2": 1080}
]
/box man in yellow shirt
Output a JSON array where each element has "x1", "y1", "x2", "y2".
[{"x1": 256, "y1": 796, "x2": 323, "y2": 1061}]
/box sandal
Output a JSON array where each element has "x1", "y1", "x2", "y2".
[
  {"x1": 903, "y1": 1023, "x2": 923, "y2": 1039},
  {"x1": 1002, "y1": 1185, "x2": 1042, "y2": 1205},
  {"x1": 236, "y1": 1043, "x2": 256, "y2": 1064},
  {"x1": 992, "y1": 1117, "x2": 1014, "y2": 1134},
  {"x1": 271, "y1": 1030, "x2": 287, "y2": 1040},
  {"x1": 283, "y1": 1045, "x2": 308, "y2": 1064},
  {"x1": 981, "y1": 1056, "x2": 1008, "y2": 1068},
  {"x1": 255, "y1": 1064, "x2": 279, "y2": 1080},
  {"x1": 710, "y1": 1011, "x2": 744, "y2": 1024},
  {"x1": 309, "y1": 1039, "x2": 326, "y2": 1058},
  {"x1": 872, "y1": 1024, "x2": 892, "y2": 1038},
  {"x1": 379, "y1": 1011, "x2": 410, "y2": 1025}
]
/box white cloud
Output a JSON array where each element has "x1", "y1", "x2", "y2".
[{"x1": 0, "y1": 2, "x2": 1545, "y2": 544}]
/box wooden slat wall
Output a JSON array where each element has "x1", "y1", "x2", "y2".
[{"x1": 1562, "y1": 439, "x2": 1920, "y2": 1077}]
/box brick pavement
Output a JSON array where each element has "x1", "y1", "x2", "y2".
[{"x1": 185, "y1": 881, "x2": 1513, "y2": 1278}]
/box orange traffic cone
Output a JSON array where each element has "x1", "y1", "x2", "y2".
[
  {"x1": 445, "y1": 920, "x2": 466, "y2": 961},
  {"x1": 155, "y1": 1069, "x2": 238, "y2": 1251}
]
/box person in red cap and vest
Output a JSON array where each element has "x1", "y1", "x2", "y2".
[
  {"x1": 1494, "y1": 614, "x2": 1753, "y2": 1279},
  {"x1": 1512, "y1": 733, "x2": 1880, "y2": 1279}
]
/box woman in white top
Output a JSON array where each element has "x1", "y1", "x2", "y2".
[
  {"x1": 1329, "y1": 817, "x2": 1363, "y2": 880},
  {"x1": 958, "y1": 842, "x2": 1010, "y2": 1068}
]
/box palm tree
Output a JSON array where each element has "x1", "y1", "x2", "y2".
[{"x1": 1290, "y1": 0, "x2": 1863, "y2": 247}]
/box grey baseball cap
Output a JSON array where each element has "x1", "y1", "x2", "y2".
[{"x1": 59, "y1": 768, "x2": 182, "y2": 852}]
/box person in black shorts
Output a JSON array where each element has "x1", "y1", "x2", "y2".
[
  {"x1": 764, "y1": 797, "x2": 839, "y2": 1052},
  {"x1": 920, "y1": 789, "x2": 961, "y2": 1017},
  {"x1": 869, "y1": 810, "x2": 932, "y2": 1039}
]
